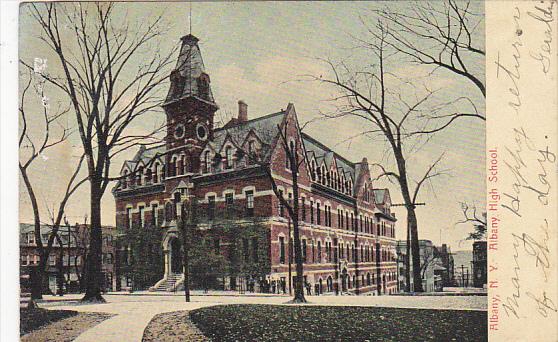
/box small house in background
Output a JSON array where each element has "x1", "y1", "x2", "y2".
[
  {"x1": 396, "y1": 239, "x2": 447, "y2": 293},
  {"x1": 472, "y1": 241, "x2": 487, "y2": 288},
  {"x1": 19, "y1": 223, "x2": 119, "y2": 294}
]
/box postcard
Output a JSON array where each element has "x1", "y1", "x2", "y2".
[{"x1": 0, "y1": 1, "x2": 555, "y2": 341}]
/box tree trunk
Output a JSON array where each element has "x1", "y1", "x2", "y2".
[
  {"x1": 82, "y1": 180, "x2": 105, "y2": 302},
  {"x1": 291, "y1": 155, "x2": 306, "y2": 303},
  {"x1": 405, "y1": 221, "x2": 411, "y2": 292},
  {"x1": 394, "y1": 150, "x2": 424, "y2": 293},
  {"x1": 20, "y1": 167, "x2": 47, "y2": 299},
  {"x1": 407, "y1": 208, "x2": 423, "y2": 292}
]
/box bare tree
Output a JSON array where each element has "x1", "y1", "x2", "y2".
[
  {"x1": 457, "y1": 201, "x2": 487, "y2": 241},
  {"x1": 26, "y1": 2, "x2": 175, "y2": 301},
  {"x1": 19, "y1": 72, "x2": 87, "y2": 299},
  {"x1": 240, "y1": 119, "x2": 307, "y2": 303},
  {"x1": 311, "y1": 24, "x2": 454, "y2": 292},
  {"x1": 369, "y1": 0, "x2": 485, "y2": 132}
]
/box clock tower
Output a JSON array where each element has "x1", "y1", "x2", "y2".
[{"x1": 162, "y1": 34, "x2": 218, "y2": 175}]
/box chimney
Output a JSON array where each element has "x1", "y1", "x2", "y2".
[{"x1": 238, "y1": 100, "x2": 248, "y2": 122}]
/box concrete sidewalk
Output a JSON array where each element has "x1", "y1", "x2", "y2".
[{"x1": 40, "y1": 293, "x2": 487, "y2": 342}]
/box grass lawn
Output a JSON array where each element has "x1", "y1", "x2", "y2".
[
  {"x1": 21, "y1": 308, "x2": 113, "y2": 342},
  {"x1": 188, "y1": 304, "x2": 487, "y2": 341},
  {"x1": 20, "y1": 308, "x2": 78, "y2": 335}
]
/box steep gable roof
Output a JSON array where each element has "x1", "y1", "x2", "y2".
[
  {"x1": 213, "y1": 111, "x2": 286, "y2": 160},
  {"x1": 301, "y1": 133, "x2": 355, "y2": 180}
]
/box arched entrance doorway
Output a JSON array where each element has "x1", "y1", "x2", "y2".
[
  {"x1": 170, "y1": 238, "x2": 183, "y2": 274},
  {"x1": 326, "y1": 276, "x2": 333, "y2": 292}
]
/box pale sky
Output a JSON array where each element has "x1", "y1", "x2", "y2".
[{"x1": 18, "y1": 1, "x2": 485, "y2": 251}]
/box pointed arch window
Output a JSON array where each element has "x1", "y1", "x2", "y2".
[
  {"x1": 153, "y1": 163, "x2": 159, "y2": 183},
  {"x1": 178, "y1": 155, "x2": 185, "y2": 175},
  {"x1": 203, "y1": 151, "x2": 211, "y2": 173},
  {"x1": 169, "y1": 156, "x2": 177, "y2": 177}
]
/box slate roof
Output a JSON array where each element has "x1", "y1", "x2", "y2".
[
  {"x1": 121, "y1": 145, "x2": 165, "y2": 172},
  {"x1": 210, "y1": 111, "x2": 286, "y2": 160},
  {"x1": 302, "y1": 133, "x2": 356, "y2": 179},
  {"x1": 164, "y1": 34, "x2": 216, "y2": 106},
  {"x1": 121, "y1": 109, "x2": 367, "y2": 186}
]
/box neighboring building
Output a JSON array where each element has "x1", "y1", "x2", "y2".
[
  {"x1": 437, "y1": 244, "x2": 455, "y2": 287},
  {"x1": 396, "y1": 239, "x2": 444, "y2": 292},
  {"x1": 20, "y1": 223, "x2": 119, "y2": 294},
  {"x1": 112, "y1": 34, "x2": 398, "y2": 295},
  {"x1": 472, "y1": 241, "x2": 487, "y2": 288}
]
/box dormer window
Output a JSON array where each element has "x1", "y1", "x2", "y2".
[
  {"x1": 226, "y1": 146, "x2": 234, "y2": 169},
  {"x1": 122, "y1": 171, "x2": 128, "y2": 189},
  {"x1": 137, "y1": 166, "x2": 143, "y2": 185},
  {"x1": 247, "y1": 140, "x2": 256, "y2": 164},
  {"x1": 144, "y1": 168, "x2": 152, "y2": 184},
  {"x1": 169, "y1": 70, "x2": 185, "y2": 100},
  {"x1": 197, "y1": 73, "x2": 210, "y2": 100},
  {"x1": 310, "y1": 161, "x2": 316, "y2": 181},
  {"x1": 248, "y1": 140, "x2": 256, "y2": 155}
]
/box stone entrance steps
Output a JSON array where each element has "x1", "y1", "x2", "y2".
[{"x1": 149, "y1": 273, "x2": 183, "y2": 292}]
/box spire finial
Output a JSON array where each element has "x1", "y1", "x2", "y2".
[{"x1": 189, "y1": 2, "x2": 192, "y2": 35}]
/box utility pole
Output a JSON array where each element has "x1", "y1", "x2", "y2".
[{"x1": 460, "y1": 264, "x2": 465, "y2": 287}]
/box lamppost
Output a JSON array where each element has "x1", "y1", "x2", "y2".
[
  {"x1": 180, "y1": 195, "x2": 195, "y2": 303},
  {"x1": 354, "y1": 212, "x2": 360, "y2": 296},
  {"x1": 287, "y1": 214, "x2": 292, "y2": 296},
  {"x1": 395, "y1": 243, "x2": 401, "y2": 293},
  {"x1": 334, "y1": 238, "x2": 339, "y2": 296}
]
